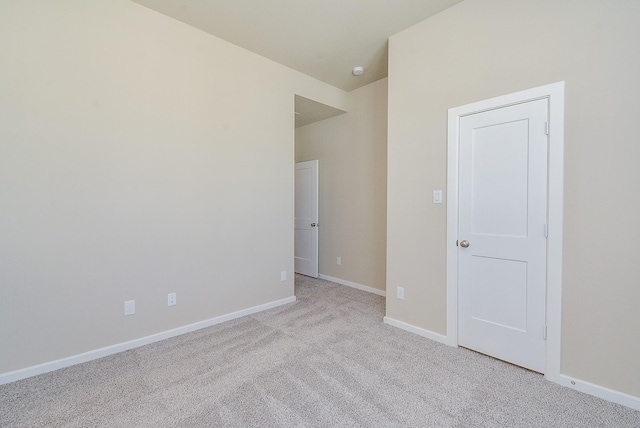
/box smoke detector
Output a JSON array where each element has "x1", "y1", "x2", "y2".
[{"x1": 352, "y1": 66, "x2": 364, "y2": 76}]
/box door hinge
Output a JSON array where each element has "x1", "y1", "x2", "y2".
[
  {"x1": 544, "y1": 224, "x2": 549, "y2": 238},
  {"x1": 543, "y1": 326, "x2": 548, "y2": 340},
  {"x1": 545, "y1": 121, "x2": 550, "y2": 135}
]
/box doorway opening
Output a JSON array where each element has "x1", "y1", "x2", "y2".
[{"x1": 446, "y1": 82, "x2": 565, "y2": 380}]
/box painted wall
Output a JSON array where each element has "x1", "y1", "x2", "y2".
[
  {"x1": 296, "y1": 79, "x2": 387, "y2": 292},
  {"x1": 386, "y1": 0, "x2": 640, "y2": 397},
  {"x1": 0, "y1": 0, "x2": 346, "y2": 375}
]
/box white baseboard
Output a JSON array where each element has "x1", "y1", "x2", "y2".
[
  {"x1": 318, "y1": 274, "x2": 386, "y2": 297},
  {"x1": 384, "y1": 317, "x2": 640, "y2": 411},
  {"x1": 0, "y1": 295, "x2": 296, "y2": 386},
  {"x1": 544, "y1": 373, "x2": 640, "y2": 411},
  {"x1": 383, "y1": 316, "x2": 448, "y2": 345}
]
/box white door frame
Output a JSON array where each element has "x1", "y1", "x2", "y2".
[{"x1": 446, "y1": 82, "x2": 564, "y2": 382}]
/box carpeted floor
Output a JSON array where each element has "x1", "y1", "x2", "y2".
[{"x1": 1, "y1": 275, "x2": 639, "y2": 427}]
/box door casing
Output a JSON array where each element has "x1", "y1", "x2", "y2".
[{"x1": 446, "y1": 82, "x2": 565, "y2": 382}]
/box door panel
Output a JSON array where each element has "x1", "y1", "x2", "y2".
[
  {"x1": 471, "y1": 120, "x2": 529, "y2": 237},
  {"x1": 458, "y1": 98, "x2": 548, "y2": 373},
  {"x1": 470, "y1": 256, "x2": 527, "y2": 332},
  {"x1": 295, "y1": 160, "x2": 318, "y2": 278}
]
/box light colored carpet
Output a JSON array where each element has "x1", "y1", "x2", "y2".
[{"x1": 1, "y1": 274, "x2": 639, "y2": 427}]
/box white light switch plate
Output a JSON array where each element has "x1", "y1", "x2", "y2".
[{"x1": 433, "y1": 190, "x2": 443, "y2": 204}]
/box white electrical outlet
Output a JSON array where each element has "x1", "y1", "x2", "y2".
[
  {"x1": 281, "y1": 270, "x2": 287, "y2": 281},
  {"x1": 337, "y1": 257, "x2": 341, "y2": 266},
  {"x1": 168, "y1": 292, "x2": 176, "y2": 307},
  {"x1": 124, "y1": 300, "x2": 135, "y2": 316},
  {"x1": 396, "y1": 287, "x2": 405, "y2": 300}
]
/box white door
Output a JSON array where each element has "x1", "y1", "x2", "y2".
[
  {"x1": 458, "y1": 98, "x2": 548, "y2": 373},
  {"x1": 295, "y1": 160, "x2": 319, "y2": 278}
]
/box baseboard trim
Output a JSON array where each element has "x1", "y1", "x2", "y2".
[
  {"x1": 0, "y1": 295, "x2": 296, "y2": 386},
  {"x1": 383, "y1": 316, "x2": 448, "y2": 345},
  {"x1": 383, "y1": 317, "x2": 640, "y2": 411},
  {"x1": 545, "y1": 373, "x2": 640, "y2": 411},
  {"x1": 384, "y1": 318, "x2": 639, "y2": 411},
  {"x1": 318, "y1": 274, "x2": 386, "y2": 297}
]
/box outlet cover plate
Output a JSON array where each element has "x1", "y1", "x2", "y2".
[{"x1": 124, "y1": 300, "x2": 135, "y2": 316}]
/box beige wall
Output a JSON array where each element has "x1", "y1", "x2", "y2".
[
  {"x1": 0, "y1": 0, "x2": 346, "y2": 375},
  {"x1": 296, "y1": 79, "x2": 388, "y2": 291},
  {"x1": 386, "y1": 0, "x2": 640, "y2": 397}
]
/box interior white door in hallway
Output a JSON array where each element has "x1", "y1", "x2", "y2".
[
  {"x1": 457, "y1": 98, "x2": 548, "y2": 373},
  {"x1": 295, "y1": 160, "x2": 319, "y2": 278}
]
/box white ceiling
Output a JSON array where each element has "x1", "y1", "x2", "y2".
[
  {"x1": 294, "y1": 95, "x2": 346, "y2": 128},
  {"x1": 131, "y1": 0, "x2": 464, "y2": 92}
]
